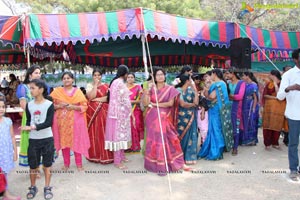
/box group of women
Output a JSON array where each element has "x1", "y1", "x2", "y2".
[{"x1": 15, "y1": 64, "x2": 287, "y2": 177}]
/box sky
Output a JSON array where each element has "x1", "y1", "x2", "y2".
[{"x1": 0, "y1": 0, "x2": 13, "y2": 15}]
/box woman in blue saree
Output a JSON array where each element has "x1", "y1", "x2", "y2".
[
  {"x1": 241, "y1": 72, "x2": 259, "y2": 145},
  {"x1": 198, "y1": 69, "x2": 228, "y2": 160},
  {"x1": 176, "y1": 74, "x2": 199, "y2": 165}
]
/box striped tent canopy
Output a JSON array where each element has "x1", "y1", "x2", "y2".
[
  {"x1": 236, "y1": 24, "x2": 300, "y2": 61},
  {"x1": 0, "y1": 15, "x2": 23, "y2": 48},
  {"x1": 24, "y1": 8, "x2": 235, "y2": 47},
  {"x1": 19, "y1": 8, "x2": 300, "y2": 67},
  {"x1": 0, "y1": 15, "x2": 63, "y2": 68},
  {"x1": 23, "y1": 8, "x2": 234, "y2": 67}
]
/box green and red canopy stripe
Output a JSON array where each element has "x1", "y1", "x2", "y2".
[
  {"x1": 24, "y1": 8, "x2": 235, "y2": 48},
  {"x1": 25, "y1": 8, "x2": 144, "y2": 46},
  {"x1": 0, "y1": 16, "x2": 23, "y2": 48},
  {"x1": 236, "y1": 23, "x2": 300, "y2": 55},
  {"x1": 143, "y1": 9, "x2": 233, "y2": 47},
  {"x1": 0, "y1": 53, "x2": 60, "y2": 65}
]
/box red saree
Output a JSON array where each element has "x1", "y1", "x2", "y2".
[{"x1": 86, "y1": 84, "x2": 113, "y2": 164}]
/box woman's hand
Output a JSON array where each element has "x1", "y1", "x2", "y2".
[
  {"x1": 55, "y1": 103, "x2": 68, "y2": 109},
  {"x1": 20, "y1": 126, "x2": 32, "y2": 131},
  {"x1": 66, "y1": 104, "x2": 77, "y2": 111}
]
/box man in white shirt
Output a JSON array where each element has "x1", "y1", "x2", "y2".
[
  {"x1": 277, "y1": 49, "x2": 300, "y2": 181},
  {"x1": 1, "y1": 77, "x2": 8, "y2": 87}
]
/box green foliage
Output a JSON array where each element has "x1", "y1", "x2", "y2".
[{"x1": 15, "y1": 0, "x2": 300, "y2": 31}]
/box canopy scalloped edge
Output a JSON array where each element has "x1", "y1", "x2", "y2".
[
  {"x1": 25, "y1": 32, "x2": 143, "y2": 47},
  {"x1": 25, "y1": 31, "x2": 230, "y2": 50},
  {"x1": 0, "y1": 40, "x2": 22, "y2": 49}
]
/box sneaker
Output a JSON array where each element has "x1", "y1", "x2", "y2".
[{"x1": 289, "y1": 172, "x2": 299, "y2": 182}]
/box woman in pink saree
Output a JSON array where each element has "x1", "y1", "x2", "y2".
[
  {"x1": 143, "y1": 67, "x2": 189, "y2": 176},
  {"x1": 126, "y1": 73, "x2": 144, "y2": 152}
]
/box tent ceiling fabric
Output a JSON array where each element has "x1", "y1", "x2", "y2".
[
  {"x1": 236, "y1": 24, "x2": 300, "y2": 55},
  {"x1": 70, "y1": 35, "x2": 229, "y2": 67},
  {"x1": 0, "y1": 15, "x2": 23, "y2": 48},
  {"x1": 24, "y1": 8, "x2": 235, "y2": 48},
  {"x1": 1, "y1": 8, "x2": 299, "y2": 67}
]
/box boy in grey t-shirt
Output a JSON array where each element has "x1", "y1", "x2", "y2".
[{"x1": 21, "y1": 79, "x2": 55, "y2": 200}]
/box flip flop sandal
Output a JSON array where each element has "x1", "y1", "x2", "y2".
[
  {"x1": 122, "y1": 158, "x2": 131, "y2": 163},
  {"x1": 27, "y1": 186, "x2": 38, "y2": 199},
  {"x1": 114, "y1": 164, "x2": 128, "y2": 170},
  {"x1": 44, "y1": 186, "x2": 53, "y2": 200}
]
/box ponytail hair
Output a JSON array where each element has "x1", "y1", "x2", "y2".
[
  {"x1": 243, "y1": 72, "x2": 258, "y2": 84},
  {"x1": 175, "y1": 74, "x2": 190, "y2": 88},
  {"x1": 107, "y1": 65, "x2": 129, "y2": 103},
  {"x1": 211, "y1": 68, "x2": 224, "y2": 81}
]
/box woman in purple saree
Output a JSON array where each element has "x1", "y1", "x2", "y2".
[
  {"x1": 241, "y1": 72, "x2": 259, "y2": 145},
  {"x1": 225, "y1": 68, "x2": 246, "y2": 155},
  {"x1": 143, "y1": 67, "x2": 187, "y2": 175}
]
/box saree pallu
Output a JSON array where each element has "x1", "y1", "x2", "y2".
[
  {"x1": 177, "y1": 87, "x2": 198, "y2": 162},
  {"x1": 129, "y1": 85, "x2": 144, "y2": 151},
  {"x1": 241, "y1": 83, "x2": 259, "y2": 145},
  {"x1": 230, "y1": 81, "x2": 245, "y2": 149},
  {"x1": 262, "y1": 99, "x2": 286, "y2": 131},
  {"x1": 144, "y1": 85, "x2": 184, "y2": 173},
  {"x1": 16, "y1": 84, "x2": 32, "y2": 166},
  {"x1": 51, "y1": 87, "x2": 90, "y2": 158},
  {"x1": 198, "y1": 81, "x2": 228, "y2": 160},
  {"x1": 86, "y1": 84, "x2": 113, "y2": 164},
  {"x1": 262, "y1": 82, "x2": 286, "y2": 132},
  {"x1": 19, "y1": 112, "x2": 30, "y2": 166}
]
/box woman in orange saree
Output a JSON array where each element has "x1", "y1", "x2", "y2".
[
  {"x1": 86, "y1": 69, "x2": 113, "y2": 164},
  {"x1": 51, "y1": 72, "x2": 90, "y2": 171}
]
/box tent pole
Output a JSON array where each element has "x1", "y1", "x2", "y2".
[
  {"x1": 27, "y1": 47, "x2": 30, "y2": 69},
  {"x1": 235, "y1": 22, "x2": 280, "y2": 71},
  {"x1": 140, "y1": 7, "x2": 173, "y2": 195},
  {"x1": 141, "y1": 35, "x2": 148, "y2": 77}
]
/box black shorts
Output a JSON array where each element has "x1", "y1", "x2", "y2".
[{"x1": 28, "y1": 137, "x2": 54, "y2": 169}]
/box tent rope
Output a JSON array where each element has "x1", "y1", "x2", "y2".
[
  {"x1": 140, "y1": 7, "x2": 173, "y2": 195},
  {"x1": 235, "y1": 23, "x2": 281, "y2": 71}
]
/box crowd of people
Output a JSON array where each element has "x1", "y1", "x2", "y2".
[{"x1": 1, "y1": 48, "x2": 300, "y2": 199}]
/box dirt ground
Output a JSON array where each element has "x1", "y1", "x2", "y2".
[{"x1": 5, "y1": 129, "x2": 300, "y2": 200}]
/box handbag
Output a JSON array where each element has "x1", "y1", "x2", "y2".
[
  {"x1": 216, "y1": 85, "x2": 234, "y2": 152},
  {"x1": 0, "y1": 167, "x2": 7, "y2": 193}
]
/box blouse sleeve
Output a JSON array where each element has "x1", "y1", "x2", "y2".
[
  {"x1": 208, "y1": 82, "x2": 216, "y2": 94},
  {"x1": 176, "y1": 88, "x2": 184, "y2": 100},
  {"x1": 16, "y1": 84, "x2": 27, "y2": 99},
  {"x1": 232, "y1": 82, "x2": 246, "y2": 100}
]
